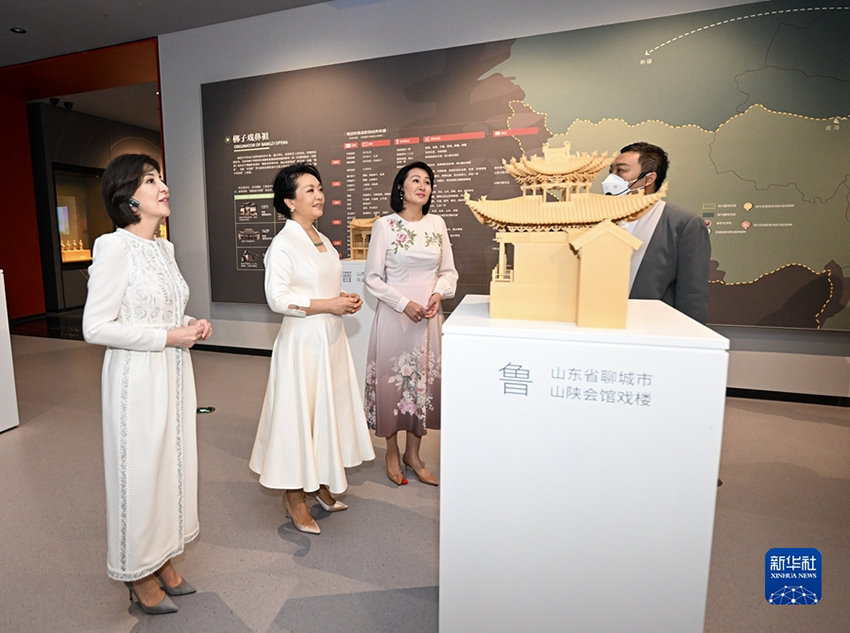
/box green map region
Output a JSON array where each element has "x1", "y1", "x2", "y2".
[{"x1": 489, "y1": 0, "x2": 850, "y2": 329}]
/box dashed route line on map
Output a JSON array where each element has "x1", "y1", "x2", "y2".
[
  {"x1": 644, "y1": 6, "x2": 849, "y2": 56},
  {"x1": 506, "y1": 100, "x2": 553, "y2": 155},
  {"x1": 709, "y1": 262, "x2": 835, "y2": 327},
  {"x1": 715, "y1": 104, "x2": 848, "y2": 130},
  {"x1": 708, "y1": 105, "x2": 850, "y2": 204}
]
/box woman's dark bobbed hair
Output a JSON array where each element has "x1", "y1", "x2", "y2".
[
  {"x1": 101, "y1": 154, "x2": 161, "y2": 228},
  {"x1": 272, "y1": 163, "x2": 322, "y2": 219},
  {"x1": 390, "y1": 161, "x2": 434, "y2": 214}
]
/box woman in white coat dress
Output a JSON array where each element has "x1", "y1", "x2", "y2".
[
  {"x1": 249, "y1": 163, "x2": 375, "y2": 535},
  {"x1": 83, "y1": 154, "x2": 212, "y2": 614}
]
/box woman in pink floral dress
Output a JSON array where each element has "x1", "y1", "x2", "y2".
[{"x1": 364, "y1": 162, "x2": 458, "y2": 486}]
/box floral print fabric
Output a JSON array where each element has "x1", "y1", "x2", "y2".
[{"x1": 364, "y1": 213, "x2": 457, "y2": 437}]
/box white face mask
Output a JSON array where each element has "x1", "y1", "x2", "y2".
[{"x1": 601, "y1": 173, "x2": 632, "y2": 196}]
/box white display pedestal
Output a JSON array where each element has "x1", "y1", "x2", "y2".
[
  {"x1": 0, "y1": 270, "x2": 20, "y2": 432},
  {"x1": 340, "y1": 260, "x2": 377, "y2": 391},
  {"x1": 440, "y1": 296, "x2": 729, "y2": 633}
]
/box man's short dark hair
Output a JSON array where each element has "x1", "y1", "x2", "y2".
[
  {"x1": 101, "y1": 154, "x2": 161, "y2": 228},
  {"x1": 619, "y1": 142, "x2": 669, "y2": 189}
]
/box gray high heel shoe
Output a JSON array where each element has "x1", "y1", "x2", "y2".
[
  {"x1": 125, "y1": 581, "x2": 178, "y2": 615},
  {"x1": 154, "y1": 571, "x2": 197, "y2": 596}
]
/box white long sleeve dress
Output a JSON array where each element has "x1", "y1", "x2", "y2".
[
  {"x1": 249, "y1": 220, "x2": 375, "y2": 494},
  {"x1": 83, "y1": 229, "x2": 199, "y2": 582},
  {"x1": 364, "y1": 213, "x2": 458, "y2": 437}
]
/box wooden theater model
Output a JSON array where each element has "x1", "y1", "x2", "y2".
[
  {"x1": 464, "y1": 141, "x2": 667, "y2": 328},
  {"x1": 348, "y1": 215, "x2": 380, "y2": 260}
]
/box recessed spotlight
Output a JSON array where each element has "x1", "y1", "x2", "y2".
[{"x1": 10, "y1": 28, "x2": 27, "y2": 34}]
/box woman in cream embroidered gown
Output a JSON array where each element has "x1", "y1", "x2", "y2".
[
  {"x1": 249, "y1": 163, "x2": 375, "y2": 534},
  {"x1": 83, "y1": 154, "x2": 211, "y2": 614},
  {"x1": 364, "y1": 162, "x2": 458, "y2": 486}
]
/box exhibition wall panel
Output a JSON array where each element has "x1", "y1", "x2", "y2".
[
  {"x1": 158, "y1": 0, "x2": 850, "y2": 395},
  {"x1": 195, "y1": 2, "x2": 850, "y2": 334}
]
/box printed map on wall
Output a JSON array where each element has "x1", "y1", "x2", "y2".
[
  {"x1": 492, "y1": 0, "x2": 850, "y2": 330},
  {"x1": 201, "y1": 0, "x2": 850, "y2": 329}
]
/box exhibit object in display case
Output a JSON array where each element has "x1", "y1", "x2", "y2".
[
  {"x1": 348, "y1": 215, "x2": 380, "y2": 260},
  {"x1": 463, "y1": 142, "x2": 667, "y2": 328},
  {"x1": 60, "y1": 239, "x2": 92, "y2": 263}
]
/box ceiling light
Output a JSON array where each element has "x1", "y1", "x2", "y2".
[{"x1": 10, "y1": 28, "x2": 27, "y2": 34}]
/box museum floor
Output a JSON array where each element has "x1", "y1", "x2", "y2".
[{"x1": 2, "y1": 334, "x2": 848, "y2": 633}]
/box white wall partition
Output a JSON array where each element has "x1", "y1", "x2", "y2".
[{"x1": 0, "y1": 271, "x2": 20, "y2": 432}]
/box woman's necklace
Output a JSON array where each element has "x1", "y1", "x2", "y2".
[
  {"x1": 305, "y1": 229, "x2": 322, "y2": 247},
  {"x1": 295, "y1": 218, "x2": 324, "y2": 248}
]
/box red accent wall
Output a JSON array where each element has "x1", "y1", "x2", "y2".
[
  {"x1": 0, "y1": 92, "x2": 45, "y2": 319},
  {"x1": 0, "y1": 38, "x2": 159, "y2": 319}
]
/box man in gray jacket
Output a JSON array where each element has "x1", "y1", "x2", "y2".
[{"x1": 602, "y1": 142, "x2": 710, "y2": 323}]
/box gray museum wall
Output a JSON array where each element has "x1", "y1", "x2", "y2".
[{"x1": 157, "y1": 0, "x2": 850, "y2": 398}]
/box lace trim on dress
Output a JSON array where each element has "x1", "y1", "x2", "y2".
[
  {"x1": 118, "y1": 350, "x2": 132, "y2": 573},
  {"x1": 107, "y1": 523, "x2": 199, "y2": 582},
  {"x1": 111, "y1": 230, "x2": 192, "y2": 580}
]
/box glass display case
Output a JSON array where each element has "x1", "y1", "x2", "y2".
[
  {"x1": 48, "y1": 163, "x2": 169, "y2": 310},
  {"x1": 53, "y1": 164, "x2": 110, "y2": 263}
]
